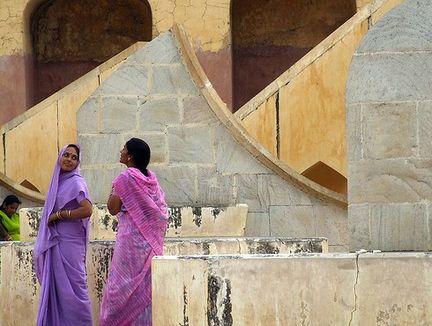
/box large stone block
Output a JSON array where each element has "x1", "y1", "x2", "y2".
[
  {"x1": 196, "y1": 167, "x2": 235, "y2": 205},
  {"x1": 215, "y1": 126, "x2": 269, "y2": 175},
  {"x1": 362, "y1": 102, "x2": 417, "y2": 159},
  {"x1": 138, "y1": 97, "x2": 181, "y2": 132},
  {"x1": 346, "y1": 52, "x2": 432, "y2": 104},
  {"x1": 153, "y1": 254, "x2": 357, "y2": 325},
  {"x1": 349, "y1": 159, "x2": 432, "y2": 204},
  {"x1": 244, "y1": 212, "x2": 270, "y2": 237},
  {"x1": 168, "y1": 125, "x2": 214, "y2": 164},
  {"x1": 235, "y1": 174, "x2": 270, "y2": 213},
  {"x1": 101, "y1": 96, "x2": 138, "y2": 133},
  {"x1": 349, "y1": 203, "x2": 432, "y2": 251},
  {"x1": 354, "y1": 253, "x2": 432, "y2": 325},
  {"x1": 79, "y1": 134, "x2": 124, "y2": 165},
  {"x1": 77, "y1": 96, "x2": 100, "y2": 134},
  {"x1": 126, "y1": 32, "x2": 180, "y2": 65},
  {"x1": 314, "y1": 205, "x2": 348, "y2": 251},
  {"x1": 269, "y1": 206, "x2": 315, "y2": 237},
  {"x1": 346, "y1": 104, "x2": 362, "y2": 162},
  {"x1": 151, "y1": 165, "x2": 197, "y2": 205},
  {"x1": 98, "y1": 65, "x2": 149, "y2": 96},
  {"x1": 267, "y1": 174, "x2": 313, "y2": 206},
  {"x1": 80, "y1": 166, "x2": 123, "y2": 204},
  {"x1": 151, "y1": 64, "x2": 198, "y2": 96},
  {"x1": 182, "y1": 95, "x2": 218, "y2": 125},
  {"x1": 418, "y1": 101, "x2": 432, "y2": 158}
]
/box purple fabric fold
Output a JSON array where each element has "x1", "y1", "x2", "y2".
[{"x1": 34, "y1": 144, "x2": 92, "y2": 326}]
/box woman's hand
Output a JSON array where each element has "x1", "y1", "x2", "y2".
[{"x1": 48, "y1": 212, "x2": 59, "y2": 224}]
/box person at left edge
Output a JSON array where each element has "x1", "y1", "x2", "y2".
[
  {"x1": 34, "y1": 144, "x2": 93, "y2": 326},
  {"x1": 0, "y1": 195, "x2": 21, "y2": 240}
]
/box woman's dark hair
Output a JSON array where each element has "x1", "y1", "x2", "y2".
[
  {"x1": 67, "y1": 144, "x2": 80, "y2": 159},
  {"x1": 126, "y1": 138, "x2": 150, "y2": 176},
  {"x1": 2, "y1": 195, "x2": 21, "y2": 208}
]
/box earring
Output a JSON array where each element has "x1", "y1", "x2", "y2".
[{"x1": 127, "y1": 157, "x2": 131, "y2": 161}]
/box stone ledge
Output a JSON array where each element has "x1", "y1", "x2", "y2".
[{"x1": 19, "y1": 204, "x2": 249, "y2": 241}]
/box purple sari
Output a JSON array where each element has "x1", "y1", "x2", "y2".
[{"x1": 34, "y1": 145, "x2": 92, "y2": 326}]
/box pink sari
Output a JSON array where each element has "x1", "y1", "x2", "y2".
[{"x1": 99, "y1": 168, "x2": 167, "y2": 326}]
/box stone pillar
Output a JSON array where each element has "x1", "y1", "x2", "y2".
[{"x1": 346, "y1": 0, "x2": 432, "y2": 251}]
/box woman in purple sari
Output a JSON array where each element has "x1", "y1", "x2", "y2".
[
  {"x1": 100, "y1": 138, "x2": 168, "y2": 326},
  {"x1": 34, "y1": 144, "x2": 93, "y2": 326}
]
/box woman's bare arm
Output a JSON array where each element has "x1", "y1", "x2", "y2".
[
  {"x1": 48, "y1": 199, "x2": 93, "y2": 223},
  {"x1": 107, "y1": 193, "x2": 122, "y2": 216}
]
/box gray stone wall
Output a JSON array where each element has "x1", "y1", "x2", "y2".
[
  {"x1": 346, "y1": 0, "x2": 432, "y2": 251},
  {"x1": 77, "y1": 32, "x2": 348, "y2": 251}
]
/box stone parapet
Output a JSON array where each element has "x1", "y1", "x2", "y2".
[
  {"x1": 19, "y1": 204, "x2": 248, "y2": 241},
  {"x1": 153, "y1": 252, "x2": 432, "y2": 325},
  {"x1": 0, "y1": 236, "x2": 326, "y2": 325}
]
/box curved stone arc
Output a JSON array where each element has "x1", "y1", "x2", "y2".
[
  {"x1": 172, "y1": 25, "x2": 347, "y2": 207},
  {"x1": 0, "y1": 172, "x2": 44, "y2": 205}
]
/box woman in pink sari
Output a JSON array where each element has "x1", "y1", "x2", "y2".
[
  {"x1": 34, "y1": 144, "x2": 93, "y2": 325},
  {"x1": 100, "y1": 138, "x2": 168, "y2": 326}
]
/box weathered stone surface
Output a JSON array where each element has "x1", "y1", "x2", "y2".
[
  {"x1": 79, "y1": 134, "x2": 124, "y2": 165},
  {"x1": 235, "y1": 175, "x2": 270, "y2": 213},
  {"x1": 138, "y1": 97, "x2": 181, "y2": 132},
  {"x1": 356, "y1": 1, "x2": 432, "y2": 53},
  {"x1": 80, "y1": 166, "x2": 123, "y2": 205},
  {"x1": 362, "y1": 102, "x2": 417, "y2": 159},
  {"x1": 151, "y1": 165, "x2": 197, "y2": 205},
  {"x1": 77, "y1": 96, "x2": 100, "y2": 134},
  {"x1": 355, "y1": 252, "x2": 432, "y2": 325},
  {"x1": 244, "y1": 212, "x2": 270, "y2": 237},
  {"x1": 153, "y1": 254, "x2": 358, "y2": 325},
  {"x1": 314, "y1": 205, "x2": 348, "y2": 251},
  {"x1": 269, "y1": 206, "x2": 315, "y2": 237},
  {"x1": 126, "y1": 32, "x2": 180, "y2": 64},
  {"x1": 101, "y1": 96, "x2": 138, "y2": 133},
  {"x1": 98, "y1": 65, "x2": 149, "y2": 96},
  {"x1": 151, "y1": 65, "x2": 197, "y2": 96},
  {"x1": 182, "y1": 95, "x2": 218, "y2": 124},
  {"x1": 418, "y1": 101, "x2": 432, "y2": 158},
  {"x1": 349, "y1": 159, "x2": 432, "y2": 204},
  {"x1": 215, "y1": 126, "x2": 269, "y2": 174},
  {"x1": 350, "y1": 203, "x2": 431, "y2": 251},
  {"x1": 346, "y1": 104, "x2": 362, "y2": 162},
  {"x1": 347, "y1": 52, "x2": 432, "y2": 104},
  {"x1": 196, "y1": 167, "x2": 235, "y2": 205},
  {"x1": 168, "y1": 126, "x2": 214, "y2": 164},
  {"x1": 136, "y1": 133, "x2": 167, "y2": 164},
  {"x1": 267, "y1": 174, "x2": 312, "y2": 206}
]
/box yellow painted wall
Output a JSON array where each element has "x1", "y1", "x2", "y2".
[
  {"x1": 5, "y1": 103, "x2": 58, "y2": 193},
  {"x1": 279, "y1": 21, "x2": 368, "y2": 177},
  {"x1": 241, "y1": 95, "x2": 277, "y2": 156}
]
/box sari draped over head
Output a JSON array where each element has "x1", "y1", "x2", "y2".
[
  {"x1": 0, "y1": 210, "x2": 20, "y2": 240},
  {"x1": 34, "y1": 145, "x2": 93, "y2": 326},
  {"x1": 100, "y1": 167, "x2": 168, "y2": 326}
]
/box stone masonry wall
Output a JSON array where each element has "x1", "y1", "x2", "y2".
[
  {"x1": 346, "y1": 0, "x2": 432, "y2": 251},
  {"x1": 77, "y1": 31, "x2": 348, "y2": 251}
]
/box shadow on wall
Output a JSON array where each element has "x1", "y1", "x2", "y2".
[
  {"x1": 231, "y1": 0, "x2": 357, "y2": 111},
  {"x1": 30, "y1": 0, "x2": 152, "y2": 104},
  {"x1": 301, "y1": 161, "x2": 347, "y2": 194}
]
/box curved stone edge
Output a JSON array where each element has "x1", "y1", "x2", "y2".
[
  {"x1": 0, "y1": 172, "x2": 44, "y2": 204},
  {"x1": 171, "y1": 25, "x2": 347, "y2": 207}
]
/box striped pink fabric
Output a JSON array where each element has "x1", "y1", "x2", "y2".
[{"x1": 99, "y1": 168, "x2": 167, "y2": 326}]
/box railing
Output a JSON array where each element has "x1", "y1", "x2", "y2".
[{"x1": 0, "y1": 42, "x2": 146, "y2": 194}]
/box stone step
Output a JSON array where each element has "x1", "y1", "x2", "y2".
[
  {"x1": 19, "y1": 204, "x2": 248, "y2": 241},
  {"x1": 0, "y1": 236, "x2": 326, "y2": 325}
]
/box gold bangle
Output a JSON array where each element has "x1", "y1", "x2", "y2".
[
  {"x1": 68, "y1": 210, "x2": 72, "y2": 218},
  {"x1": 56, "y1": 211, "x2": 61, "y2": 220}
]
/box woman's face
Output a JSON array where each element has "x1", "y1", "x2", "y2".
[
  {"x1": 3, "y1": 202, "x2": 19, "y2": 217},
  {"x1": 60, "y1": 146, "x2": 79, "y2": 172},
  {"x1": 120, "y1": 145, "x2": 130, "y2": 165}
]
